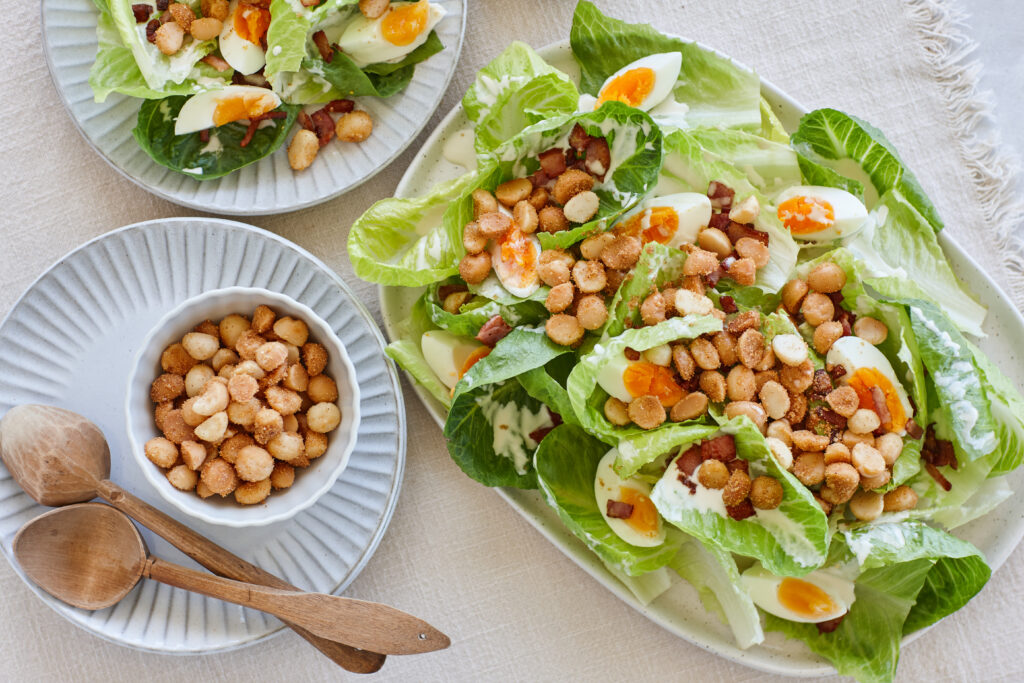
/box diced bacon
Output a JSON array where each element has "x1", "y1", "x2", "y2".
[
  {"x1": 870, "y1": 386, "x2": 893, "y2": 430},
  {"x1": 199, "y1": 129, "x2": 210, "y2": 143},
  {"x1": 707, "y1": 181, "x2": 734, "y2": 210},
  {"x1": 726, "y1": 221, "x2": 770, "y2": 247},
  {"x1": 297, "y1": 111, "x2": 316, "y2": 132},
  {"x1": 925, "y1": 462, "x2": 952, "y2": 491},
  {"x1": 816, "y1": 614, "x2": 846, "y2": 634},
  {"x1": 437, "y1": 284, "x2": 468, "y2": 301},
  {"x1": 201, "y1": 54, "x2": 231, "y2": 72},
  {"x1": 475, "y1": 315, "x2": 513, "y2": 347},
  {"x1": 569, "y1": 123, "x2": 591, "y2": 152},
  {"x1": 311, "y1": 109, "x2": 335, "y2": 147},
  {"x1": 324, "y1": 99, "x2": 354, "y2": 113},
  {"x1": 606, "y1": 500, "x2": 634, "y2": 519},
  {"x1": 905, "y1": 418, "x2": 924, "y2": 440},
  {"x1": 239, "y1": 111, "x2": 287, "y2": 148},
  {"x1": 726, "y1": 458, "x2": 749, "y2": 474},
  {"x1": 584, "y1": 137, "x2": 611, "y2": 178},
  {"x1": 529, "y1": 410, "x2": 562, "y2": 444},
  {"x1": 312, "y1": 30, "x2": 333, "y2": 62},
  {"x1": 132, "y1": 3, "x2": 152, "y2": 22},
  {"x1": 529, "y1": 169, "x2": 550, "y2": 189},
  {"x1": 539, "y1": 148, "x2": 567, "y2": 177},
  {"x1": 676, "y1": 446, "x2": 703, "y2": 477},
  {"x1": 624, "y1": 347, "x2": 641, "y2": 361},
  {"x1": 146, "y1": 18, "x2": 160, "y2": 43},
  {"x1": 708, "y1": 213, "x2": 731, "y2": 231},
  {"x1": 719, "y1": 296, "x2": 737, "y2": 313},
  {"x1": 726, "y1": 500, "x2": 755, "y2": 520},
  {"x1": 701, "y1": 435, "x2": 737, "y2": 462}
]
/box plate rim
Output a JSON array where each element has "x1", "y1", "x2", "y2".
[
  {"x1": 0, "y1": 216, "x2": 408, "y2": 655},
  {"x1": 375, "y1": 37, "x2": 1024, "y2": 677},
  {"x1": 39, "y1": 0, "x2": 467, "y2": 216}
]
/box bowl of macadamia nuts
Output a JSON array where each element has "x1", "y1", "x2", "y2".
[{"x1": 126, "y1": 287, "x2": 360, "y2": 527}]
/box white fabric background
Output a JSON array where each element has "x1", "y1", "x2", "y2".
[{"x1": 0, "y1": 0, "x2": 1021, "y2": 681}]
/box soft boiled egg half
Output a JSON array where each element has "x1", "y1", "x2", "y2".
[
  {"x1": 741, "y1": 564, "x2": 855, "y2": 623},
  {"x1": 219, "y1": 0, "x2": 271, "y2": 75},
  {"x1": 614, "y1": 192, "x2": 711, "y2": 248},
  {"x1": 593, "y1": 52, "x2": 682, "y2": 112},
  {"x1": 174, "y1": 85, "x2": 281, "y2": 135},
  {"x1": 776, "y1": 185, "x2": 870, "y2": 241},
  {"x1": 420, "y1": 329, "x2": 489, "y2": 390},
  {"x1": 490, "y1": 225, "x2": 542, "y2": 299},
  {"x1": 595, "y1": 448, "x2": 666, "y2": 547},
  {"x1": 336, "y1": 1, "x2": 446, "y2": 68},
  {"x1": 827, "y1": 336, "x2": 913, "y2": 434},
  {"x1": 597, "y1": 346, "x2": 684, "y2": 408}
]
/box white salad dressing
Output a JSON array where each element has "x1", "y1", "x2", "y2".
[
  {"x1": 475, "y1": 387, "x2": 553, "y2": 475},
  {"x1": 648, "y1": 97, "x2": 690, "y2": 131},
  {"x1": 199, "y1": 134, "x2": 223, "y2": 155},
  {"x1": 442, "y1": 129, "x2": 477, "y2": 170},
  {"x1": 652, "y1": 459, "x2": 728, "y2": 516}
]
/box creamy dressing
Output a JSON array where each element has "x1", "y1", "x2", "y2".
[
  {"x1": 472, "y1": 74, "x2": 527, "y2": 112},
  {"x1": 652, "y1": 460, "x2": 728, "y2": 516},
  {"x1": 476, "y1": 388, "x2": 553, "y2": 475},
  {"x1": 753, "y1": 507, "x2": 823, "y2": 568},
  {"x1": 199, "y1": 134, "x2": 223, "y2": 155},
  {"x1": 845, "y1": 523, "x2": 909, "y2": 567},
  {"x1": 648, "y1": 97, "x2": 690, "y2": 131},
  {"x1": 442, "y1": 128, "x2": 477, "y2": 170}
]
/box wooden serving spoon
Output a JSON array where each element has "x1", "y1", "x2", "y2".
[
  {"x1": 0, "y1": 405, "x2": 412, "y2": 671},
  {"x1": 13, "y1": 503, "x2": 449, "y2": 655}
]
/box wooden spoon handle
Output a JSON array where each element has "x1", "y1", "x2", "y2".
[
  {"x1": 143, "y1": 558, "x2": 450, "y2": 655},
  {"x1": 95, "y1": 479, "x2": 386, "y2": 672}
]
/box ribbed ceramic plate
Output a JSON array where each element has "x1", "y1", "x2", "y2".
[
  {"x1": 379, "y1": 42, "x2": 1024, "y2": 677},
  {"x1": 0, "y1": 218, "x2": 406, "y2": 654},
  {"x1": 40, "y1": 0, "x2": 465, "y2": 215}
]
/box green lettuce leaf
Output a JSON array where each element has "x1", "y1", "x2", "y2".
[
  {"x1": 601, "y1": 242, "x2": 687, "y2": 338},
  {"x1": 452, "y1": 327, "x2": 569, "y2": 401},
  {"x1": 966, "y1": 339, "x2": 1024, "y2": 476},
  {"x1": 302, "y1": 32, "x2": 444, "y2": 100},
  {"x1": 651, "y1": 417, "x2": 830, "y2": 575},
  {"x1": 534, "y1": 424, "x2": 684, "y2": 576},
  {"x1": 132, "y1": 97, "x2": 299, "y2": 180},
  {"x1": 688, "y1": 128, "x2": 802, "y2": 197},
  {"x1": 791, "y1": 108, "x2": 942, "y2": 231},
  {"x1": 423, "y1": 279, "x2": 547, "y2": 337},
  {"x1": 384, "y1": 293, "x2": 452, "y2": 409},
  {"x1": 796, "y1": 153, "x2": 865, "y2": 201},
  {"x1": 570, "y1": 1, "x2": 761, "y2": 131}
]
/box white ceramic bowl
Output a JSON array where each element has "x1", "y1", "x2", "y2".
[{"x1": 126, "y1": 287, "x2": 360, "y2": 527}]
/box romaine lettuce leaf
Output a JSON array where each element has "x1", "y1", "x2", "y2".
[
  {"x1": 570, "y1": 1, "x2": 761, "y2": 131},
  {"x1": 791, "y1": 108, "x2": 942, "y2": 231},
  {"x1": 423, "y1": 280, "x2": 548, "y2": 338},
  {"x1": 452, "y1": 327, "x2": 569, "y2": 401},
  {"x1": 688, "y1": 128, "x2": 802, "y2": 197},
  {"x1": 265, "y1": 0, "x2": 357, "y2": 76},
  {"x1": 601, "y1": 242, "x2": 687, "y2": 338},
  {"x1": 384, "y1": 293, "x2": 452, "y2": 409},
  {"x1": 966, "y1": 339, "x2": 1024, "y2": 476},
  {"x1": 796, "y1": 153, "x2": 865, "y2": 201},
  {"x1": 534, "y1": 424, "x2": 684, "y2": 576}
]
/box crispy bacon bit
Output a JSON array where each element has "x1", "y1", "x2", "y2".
[
  {"x1": 437, "y1": 284, "x2": 468, "y2": 301},
  {"x1": 676, "y1": 446, "x2": 703, "y2": 477},
  {"x1": 311, "y1": 109, "x2": 335, "y2": 147},
  {"x1": 585, "y1": 137, "x2": 611, "y2": 178},
  {"x1": 701, "y1": 435, "x2": 737, "y2": 462},
  {"x1": 870, "y1": 385, "x2": 892, "y2": 430},
  {"x1": 231, "y1": 70, "x2": 247, "y2": 86},
  {"x1": 529, "y1": 169, "x2": 550, "y2": 189},
  {"x1": 707, "y1": 181, "x2": 734, "y2": 210},
  {"x1": 475, "y1": 315, "x2": 513, "y2": 347},
  {"x1": 239, "y1": 111, "x2": 287, "y2": 148},
  {"x1": 145, "y1": 18, "x2": 160, "y2": 42},
  {"x1": 606, "y1": 500, "x2": 634, "y2": 519},
  {"x1": 905, "y1": 418, "x2": 924, "y2": 440},
  {"x1": 816, "y1": 614, "x2": 846, "y2": 634},
  {"x1": 199, "y1": 129, "x2": 210, "y2": 143},
  {"x1": 925, "y1": 462, "x2": 952, "y2": 491},
  {"x1": 156, "y1": 0, "x2": 169, "y2": 10},
  {"x1": 719, "y1": 296, "x2": 738, "y2": 314},
  {"x1": 727, "y1": 458, "x2": 749, "y2": 474},
  {"x1": 324, "y1": 99, "x2": 355, "y2": 113},
  {"x1": 132, "y1": 3, "x2": 152, "y2": 22},
  {"x1": 529, "y1": 411, "x2": 562, "y2": 443},
  {"x1": 312, "y1": 30, "x2": 333, "y2": 62},
  {"x1": 681, "y1": 478, "x2": 697, "y2": 495},
  {"x1": 726, "y1": 221, "x2": 770, "y2": 247},
  {"x1": 708, "y1": 213, "x2": 731, "y2": 231},
  {"x1": 297, "y1": 110, "x2": 315, "y2": 132},
  {"x1": 726, "y1": 500, "x2": 755, "y2": 520},
  {"x1": 827, "y1": 363, "x2": 847, "y2": 381},
  {"x1": 624, "y1": 347, "x2": 641, "y2": 361},
  {"x1": 922, "y1": 426, "x2": 958, "y2": 470},
  {"x1": 300, "y1": 0, "x2": 322, "y2": 5},
  {"x1": 569, "y1": 123, "x2": 591, "y2": 152},
  {"x1": 704, "y1": 266, "x2": 725, "y2": 288},
  {"x1": 201, "y1": 54, "x2": 231, "y2": 72},
  {"x1": 837, "y1": 309, "x2": 855, "y2": 337},
  {"x1": 818, "y1": 407, "x2": 848, "y2": 429},
  {"x1": 809, "y1": 369, "x2": 833, "y2": 399},
  {"x1": 539, "y1": 148, "x2": 567, "y2": 177},
  {"x1": 248, "y1": 0, "x2": 272, "y2": 8}
]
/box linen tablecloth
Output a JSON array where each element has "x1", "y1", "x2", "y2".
[{"x1": 1, "y1": 0, "x2": 1021, "y2": 680}]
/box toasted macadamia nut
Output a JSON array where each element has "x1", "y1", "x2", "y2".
[
  {"x1": 145, "y1": 437, "x2": 179, "y2": 468},
  {"x1": 167, "y1": 464, "x2": 198, "y2": 491},
  {"x1": 861, "y1": 466, "x2": 892, "y2": 489},
  {"x1": 202, "y1": 0, "x2": 229, "y2": 20},
  {"x1": 674, "y1": 290, "x2": 714, "y2": 317},
  {"x1": 766, "y1": 420, "x2": 793, "y2": 448},
  {"x1": 801, "y1": 292, "x2": 835, "y2": 326},
  {"x1": 711, "y1": 332, "x2": 738, "y2": 366},
  {"x1": 196, "y1": 481, "x2": 215, "y2": 498},
  {"x1": 726, "y1": 365, "x2": 756, "y2": 402},
  {"x1": 682, "y1": 248, "x2": 719, "y2": 277},
  {"x1": 780, "y1": 279, "x2": 809, "y2": 314},
  {"x1": 572, "y1": 260, "x2": 606, "y2": 294},
  {"x1": 443, "y1": 291, "x2": 473, "y2": 314},
  {"x1": 194, "y1": 411, "x2": 228, "y2": 442},
  {"x1": 545, "y1": 282, "x2": 575, "y2": 314},
  {"x1": 211, "y1": 348, "x2": 239, "y2": 374},
  {"x1": 672, "y1": 344, "x2": 696, "y2": 381},
  {"x1": 459, "y1": 251, "x2": 492, "y2": 285},
  {"x1": 758, "y1": 381, "x2": 791, "y2": 420},
  {"x1": 854, "y1": 317, "x2": 889, "y2": 345},
  {"x1": 161, "y1": 410, "x2": 196, "y2": 444},
  {"x1": 642, "y1": 344, "x2": 672, "y2": 367},
  {"x1": 736, "y1": 328, "x2": 765, "y2": 369},
  {"x1": 266, "y1": 385, "x2": 303, "y2": 415},
  {"x1": 847, "y1": 490, "x2": 883, "y2": 522},
  {"x1": 698, "y1": 460, "x2": 730, "y2": 489},
  {"x1": 754, "y1": 370, "x2": 778, "y2": 392},
  {"x1": 786, "y1": 392, "x2": 808, "y2": 424},
  {"x1": 250, "y1": 305, "x2": 276, "y2": 334},
  {"x1": 254, "y1": 408, "x2": 284, "y2": 444},
  {"x1": 671, "y1": 392, "x2": 708, "y2": 422},
  {"x1": 699, "y1": 370, "x2": 727, "y2": 403},
  {"x1": 689, "y1": 338, "x2": 721, "y2": 371},
  {"x1": 627, "y1": 395, "x2": 665, "y2": 430},
  {"x1": 640, "y1": 291, "x2": 667, "y2": 326},
  {"x1": 307, "y1": 402, "x2": 342, "y2": 433},
  {"x1": 476, "y1": 211, "x2": 511, "y2": 240},
  {"x1": 513, "y1": 200, "x2": 539, "y2": 234},
  {"x1": 161, "y1": 343, "x2": 197, "y2": 375},
  {"x1": 826, "y1": 386, "x2": 859, "y2": 418},
  {"x1": 552, "y1": 169, "x2": 594, "y2": 205},
  {"x1": 272, "y1": 317, "x2": 309, "y2": 347},
  {"x1": 734, "y1": 237, "x2": 770, "y2": 268},
  {"x1": 545, "y1": 314, "x2": 584, "y2": 346},
  {"x1": 228, "y1": 372, "x2": 259, "y2": 403},
  {"x1": 218, "y1": 314, "x2": 250, "y2": 350},
  {"x1": 792, "y1": 430, "x2": 829, "y2": 452},
  {"x1": 848, "y1": 408, "x2": 882, "y2": 435},
  {"x1": 698, "y1": 228, "x2": 732, "y2": 258},
  {"x1": 780, "y1": 359, "x2": 815, "y2": 394},
  {"x1": 750, "y1": 475, "x2": 783, "y2": 509},
  {"x1": 192, "y1": 379, "x2": 229, "y2": 417},
  {"x1": 495, "y1": 178, "x2": 533, "y2": 207},
  {"x1": 227, "y1": 398, "x2": 261, "y2": 429},
  {"x1": 235, "y1": 445, "x2": 274, "y2": 482},
  {"x1": 472, "y1": 188, "x2": 498, "y2": 218},
  {"x1": 528, "y1": 187, "x2": 549, "y2": 211},
  {"x1": 728, "y1": 194, "x2": 760, "y2": 222},
  {"x1": 843, "y1": 429, "x2": 875, "y2": 449},
  {"x1": 772, "y1": 334, "x2": 809, "y2": 367},
  {"x1": 807, "y1": 262, "x2": 847, "y2": 294},
  {"x1": 184, "y1": 365, "x2": 215, "y2": 398},
  {"x1": 302, "y1": 343, "x2": 328, "y2": 376},
  {"x1": 155, "y1": 401, "x2": 174, "y2": 432},
  {"x1": 284, "y1": 363, "x2": 309, "y2": 393},
  {"x1": 824, "y1": 442, "x2": 852, "y2": 465},
  {"x1": 189, "y1": 16, "x2": 222, "y2": 41},
  {"x1": 288, "y1": 129, "x2": 319, "y2": 170},
  {"x1": 728, "y1": 258, "x2": 757, "y2": 286},
  {"x1": 282, "y1": 413, "x2": 299, "y2": 432},
  {"x1": 235, "y1": 329, "x2": 266, "y2": 361},
  {"x1": 765, "y1": 436, "x2": 793, "y2": 470},
  {"x1": 461, "y1": 221, "x2": 487, "y2": 254},
  {"x1": 178, "y1": 440, "x2": 206, "y2": 470},
  {"x1": 151, "y1": 373, "x2": 185, "y2": 403},
  {"x1": 883, "y1": 485, "x2": 918, "y2": 512},
  {"x1": 304, "y1": 430, "x2": 328, "y2": 460},
  {"x1": 851, "y1": 442, "x2": 886, "y2": 477},
  {"x1": 563, "y1": 190, "x2": 600, "y2": 224},
  {"x1": 218, "y1": 433, "x2": 254, "y2": 464},
  {"x1": 335, "y1": 110, "x2": 373, "y2": 142},
  {"x1": 604, "y1": 397, "x2": 631, "y2": 426},
  {"x1": 576, "y1": 295, "x2": 608, "y2": 330},
  {"x1": 201, "y1": 458, "x2": 238, "y2": 496},
  {"x1": 180, "y1": 398, "x2": 205, "y2": 427},
  {"x1": 725, "y1": 401, "x2": 767, "y2": 434},
  {"x1": 813, "y1": 321, "x2": 844, "y2": 354},
  {"x1": 270, "y1": 461, "x2": 296, "y2": 489},
  {"x1": 824, "y1": 462, "x2": 860, "y2": 502},
  {"x1": 155, "y1": 21, "x2": 184, "y2": 55},
  {"x1": 255, "y1": 341, "x2": 289, "y2": 371},
  {"x1": 234, "y1": 478, "x2": 272, "y2": 505},
  {"x1": 722, "y1": 469, "x2": 752, "y2": 506},
  {"x1": 600, "y1": 235, "x2": 642, "y2": 270},
  {"x1": 875, "y1": 432, "x2": 904, "y2": 466},
  {"x1": 792, "y1": 452, "x2": 825, "y2": 487},
  {"x1": 183, "y1": 332, "x2": 220, "y2": 362},
  {"x1": 307, "y1": 375, "x2": 339, "y2": 404},
  {"x1": 580, "y1": 232, "x2": 615, "y2": 260},
  {"x1": 538, "y1": 205, "x2": 569, "y2": 233}
]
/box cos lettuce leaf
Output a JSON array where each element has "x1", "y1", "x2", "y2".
[
  {"x1": 534, "y1": 424, "x2": 684, "y2": 576},
  {"x1": 601, "y1": 242, "x2": 687, "y2": 338},
  {"x1": 384, "y1": 292, "x2": 452, "y2": 409},
  {"x1": 966, "y1": 339, "x2": 1024, "y2": 476},
  {"x1": 423, "y1": 280, "x2": 548, "y2": 337},
  {"x1": 302, "y1": 32, "x2": 444, "y2": 100},
  {"x1": 688, "y1": 128, "x2": 802, "y2": 197},
  {"x1": 796, "y1": 153, "x2": 865, "y2": 201},
  {"x1": 570, "y1": 1, "x2": 761, "y2": 131},
  {"x1": 452, "y1": 327, "x2": 569, "y2": 401}
]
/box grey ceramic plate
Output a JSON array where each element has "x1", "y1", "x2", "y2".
[
  {"x1": 0, "y1": 218, "x2": 406, "y2": 654},
  {"x1": 40, "y1": 0, "x2": 465, "y2": 215},
  {"x1": 378, "y1": 41, "x2": 1024, "y2": 677}
]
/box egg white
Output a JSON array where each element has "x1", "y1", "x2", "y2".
[
  {"x1": 489, "y1": 227, "x2": 541, "y2": 299},
  {"x1": 594, "y1": 448, "x2": 666, "y2": 547},
  {"x1": 596, "y1": 354, "x2": 635, "y2": 404},
  {"x1": 616, "y1": 192, "x2": 711, "y2": 248},
  {"x1": 596, "y1": 52, "x2": 682, "y2": 112},
  {"x1": 741, "y1": 564, "x2": 855, "y2": 623},
  {"x1": 420, "y1": 330, "x2": 484, "y2": 389},
  {"x1": 336, "y1": 1, "x2": 446, "y2": 68},
  {"x1": 219, "y1": 0, "x2": 267, "y2": 75},
  {"x1": 775, "y1": 185, "x2": 870, "y2": 242},
  {"x1": 826, "y1": 336, "x2": 913, "y2": 431},
  {"x1": 173, "y1": 85, "x2": 282, "y2": 135}
]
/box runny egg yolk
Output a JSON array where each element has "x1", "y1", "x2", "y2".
[
  {"x1": 777, "y1": 195, "x2": 835, "y2": 234},
  {"x1": 597, "y1": 67, "x2": 656, "y2": 108},
  {"x1": 618, "y1": 206, "x2": 679, "y2": 244},
  {"x1": 212, "y1": 91, "x2": 278, "y2": 127},
  {"x1": 846, "y1": 368, "x2": 908, "y2": 432},
  {"x1": 777, "y1": 578, "x2": 840, "y2": 621},
  {"x1": 382, "y1": 1, "x2": 429, "y2": 46},
  {"x1": 498, "y1": 226, "x2": 537, "y2": 288},
  {"x1": 618, "y1": 486, "x2": 659, "y2": 538},
  {"x1": 622, "y1": 362, "x2": 684, "y2": 407},
  {"x1": 234, "y1": 2, "x2": 271, "y2": 44}
]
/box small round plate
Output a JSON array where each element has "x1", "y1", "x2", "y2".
[
  {"x1": 40, "y1": 0, "x2": 465, "y2": 215},
  {"x1": 0, "y1": 218, "x2": 406, "y2": 654}
]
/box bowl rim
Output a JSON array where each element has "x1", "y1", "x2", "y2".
[{"x1": 124, "y1": 285, "x2": 362, "y2": 527}]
